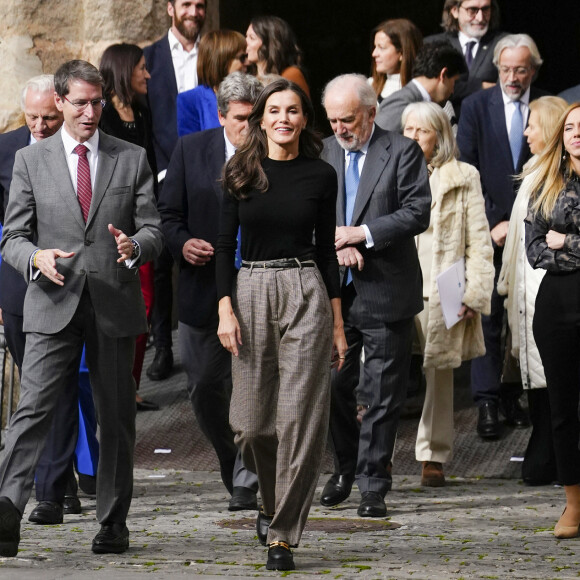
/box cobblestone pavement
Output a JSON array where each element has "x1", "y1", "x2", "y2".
[{"x1": 1, "y1": 469, "x2": 577, "y2": 579}]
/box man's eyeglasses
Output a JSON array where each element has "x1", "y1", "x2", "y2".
[
  {"x1": 498, "y1": 66, "x2": 531, "y2": 77},
  {"x1": 460, "y1": 5, "x2": 491, "y2": 18},
  {"x1": 63, "y1": 96, "x2": 106, "y2": 111}
]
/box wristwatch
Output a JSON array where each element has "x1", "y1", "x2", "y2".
[{"x1": 130, "y1": 239, "x2": 140, "y2": 260}]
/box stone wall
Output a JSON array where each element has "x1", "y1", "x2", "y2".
[{"x1": 0, "y1": 0, "x2": 219, "y2": 132}]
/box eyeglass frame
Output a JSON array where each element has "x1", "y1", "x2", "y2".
[
  {"x1": 62, "y1": 95, "x2": 107, "y2": 111},
  {"x1": 498, "y1": 65, "x2": 533, "y2": 77},
  {"x1": 459, "y1": 4, "x2": 492, "y2": 18}
]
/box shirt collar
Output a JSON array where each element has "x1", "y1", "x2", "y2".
[
  {"x1": 168, "y1": 28, "x2": 199, "y2": 54},
  {"x1": 501, "y1": 86, "x2": 531, "y2": 106},
  {"x1": 458, "y1": 30, "x2": 480, "y2": 49},
  {"x1": 223, "y1": 128, "x2": 236, "y2": 160},
  {"x1": 60, "y1": 125, "x2": 100, "y2": 156},
  {"x1": 411, "y1": 79, "x2": 432, "y2": 102}
]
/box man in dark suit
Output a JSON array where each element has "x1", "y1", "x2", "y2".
[
  {"x1": 457, "y1": 34, "x2": 547, "y2": 439},
  {"x1": 376, "y1": 41, "x2": 467, "y2": 133},
  {"x1": 143, "y1": 0, "x2": 207, "y2": 381},
  {"x1": 158, "y1": 72, "x2": 261, "y2": 511},
  {"x1": 425, "y1": 0, "x2": 507, "y2": 116},
  {"x1": 320, "y1": 74, "x2": 431, "y2": 517},
  {"x1": 0, "y1": 60, "x2": 163, "y2": 557}
]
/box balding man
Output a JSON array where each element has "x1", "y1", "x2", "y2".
[{"x1": 320, "y1": 74, "x2": 430, "y2": 517}]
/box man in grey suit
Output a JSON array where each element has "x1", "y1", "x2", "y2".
[
  {"x1": 320, "y1": 74, "x2": 431, "y2": 517},
  {"x1": 426, "y1": 0, "x2": 507, "y2": 117},
  {"x1": 376, "y1": 41, "x2": 467, "y2": 133},
  {"x1": 0, "y1": 60, "x2": 163, "y2": 557}
]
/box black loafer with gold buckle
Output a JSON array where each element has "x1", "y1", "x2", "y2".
[{"x1": 266, "y1": 541, "x2": 295, "y2": 571}]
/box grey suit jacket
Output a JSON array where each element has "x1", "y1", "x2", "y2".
[
  {"x1": 1, "y1": 129, "x2": 163, "y2": 337},
  {"x1": 322, "y1": 125, "x2": 431, "y2": 322},
  {"x1": 375, "y1": 82, "x2": 423, "y2": 133}
]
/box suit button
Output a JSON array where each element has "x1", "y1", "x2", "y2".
[
  {"x1": 80, "y1": 269, "x2": 86, "y2": 275},
  {"x1": 84, "y1": 240, "x2": 92, "y2": 246}
]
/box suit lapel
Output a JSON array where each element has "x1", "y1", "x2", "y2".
[
  {"x1": 206, "y1": 129, "x2": 227, "y2": 200},
  {"x1": 488, "y1": 87, "x2": 514, "y2": 169},
  {"x1": 470, "y1": 32, "x2": 492, "y2": 76},
  {"x1": 44, "y1": 133, "x2": 85, "y2": 228},
  {"x1": 351, "y1": 130, "x2": 390, "y2": 226},
  {"x1": 329, "y1": 140, "x2": 346, "y2": 226},
  {"x1": 87, "y1": 131, "x2": 118, "y2": 227}
]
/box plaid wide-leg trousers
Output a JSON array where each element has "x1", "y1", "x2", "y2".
[{"x1": 229, "y1": 265, "x2": 333, "y2": 547}]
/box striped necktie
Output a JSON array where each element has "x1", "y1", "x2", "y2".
[{"x1": 74, "y1": 144, "x2": 92, "y2": 222}]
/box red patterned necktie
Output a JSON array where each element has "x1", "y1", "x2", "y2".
[{"x1": 74, "y1": 144, "x2": 92, "y2": 222}]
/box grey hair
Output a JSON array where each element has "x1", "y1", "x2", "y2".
[
  {"x1": 493, "y1": 33, "x2": 543, "y2": 70},
  {"x1": 321, "y1": 74, "x2": 377, "y2": 109},
  {"x1": 217, "y1": 72, "x2": 263, "y2": 116},
  {"x1": 401, "y1": 101, "x2": 459, "y2": 167},
  {"x1": 20, "y1": 74, "x2": 55, "y2": 110}
]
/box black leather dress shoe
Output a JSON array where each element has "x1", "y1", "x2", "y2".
[
  {"x1": 92, "y1": 523, "x2": 129, "y2": 554},
  {"x1": 136, "y1": 398, "x2": 160, "y2": 411},
  {"x1": 146, "y1": 347, "x2": 173, "y2": 381},
  {"x1": 28, "y1": 501, "x2": 63, "y2": 524},
  {"x1": 357, "y1": 491, "x2": 387, "y2": 517},
  {"x1": 0, "y1": 497, "x2": 21, "y2": 557},
  {"x1": 477, "y1": 401, "x2": 501, "y2": 439},
  {"x1": 500, "y1": 397, "x2": 530, "y2": 428},
  {"x1": 256, "y1": 510, "x2": 273, "y2": 546},
  {"x1": 266, "y1": 541, "x2": 295, "y2": 571},
  {"x1": 63, "y1": 495, "x2": 82, "y2": 515},
  {"x1": 320, "y1": 474, "x2": 354, "y2": 507},
  {"x1": 229, "y1": 486, "x2": 258, "y2": 511}
]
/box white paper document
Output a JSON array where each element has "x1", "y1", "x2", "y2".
[{"x1": 436, "y1": 258, "x2": 466, "y2": 329}]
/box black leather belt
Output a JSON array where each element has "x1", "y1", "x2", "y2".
[{"x1": 241, "y1": 257, "x2": 316, "y2": 269}]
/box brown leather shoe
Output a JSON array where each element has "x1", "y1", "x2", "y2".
[{"x1": 421, "y1": 461, "x2": 445, "y2": 487}]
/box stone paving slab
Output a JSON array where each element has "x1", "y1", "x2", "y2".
[{"x1": 1, "y1": 469, "x2": 577, "y2": 579}]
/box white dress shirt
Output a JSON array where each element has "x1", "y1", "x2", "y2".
[
  {"x1": 458, "y1": 31, "x2": 481, "y2": 60},
  {"x1": 168, "y1": 28, "x2": 199, "y2": 93},
  {"x1": 502, "y1": 87, "x2": 530, "y2": 139}
]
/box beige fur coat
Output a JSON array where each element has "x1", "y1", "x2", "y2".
[{"x1": 421, "y1": 158, "x2": 494, "y2": 369}]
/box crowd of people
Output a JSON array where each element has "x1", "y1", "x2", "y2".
[{"x1": 1, "y1": 0, "x2": 580, "y2": 572}]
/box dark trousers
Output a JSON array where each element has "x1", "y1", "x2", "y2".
[
  {"x1": 471, "y1": 247, "x2": 522, "y2": 404},
  {"x1": 329, "y1": 283, "x2": 414, "y2": 496},
  {"x1": 178, "y1": 320, "x2": 258, "y2": 494},
  {"x1": 522, "y1": 388, "x2": 557, "y2": 483},
  {"x1": 150, "y1": 246, "x2": 173, "y2": 349},
  {"x1": 533, "y1": 270, "x2": 580, "y2": 486}
]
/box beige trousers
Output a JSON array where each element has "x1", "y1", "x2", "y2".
[
  {"x1": 229, "y1": 266, "x2": 333, "y2": 547},
  {"x1": 414, "y1": 299, "x2": 455, "y2": 464}
]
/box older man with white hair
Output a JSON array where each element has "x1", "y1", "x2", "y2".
[
  {"x1": 457, "y1": 33, "x2": 549, "y2": 440},
  {"x1": 320, "y1": 73, "x2": 430, "y2": 517}
]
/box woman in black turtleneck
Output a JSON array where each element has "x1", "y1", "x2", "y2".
[{"x1": 216, "y1": 79, "x2": 346, "y2": 572}]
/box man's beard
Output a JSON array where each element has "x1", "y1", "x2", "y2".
[{"x1": 175, "y1": 15, "x2": 203, "y2": 41}]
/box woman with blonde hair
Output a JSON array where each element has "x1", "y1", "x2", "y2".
[
  {"x1": 402, "y1": 101, "x2": 494, "y2": 487},
  {"x1": 526, "y1": 103, "x2": 580, "y2": 538},
  {"x1": 177, "y1": 30, "x2": 247, "y2": 137},
  {"x1": 369, "y1": 18, "x2": 423, "y2": 102},
  {"x1": 498, "y1": 96, "x2": 568, "y2": 485}
]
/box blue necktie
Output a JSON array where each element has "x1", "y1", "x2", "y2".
[
  {"x1": 465, "y1": 41, "x2": 476, "y2": 69},
  {"x1": 510, "y1": 101, "x2": 524, "y2": 170},
  {"x1": 344, "y1": 150, "x2": 361, "y2": 285}
]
